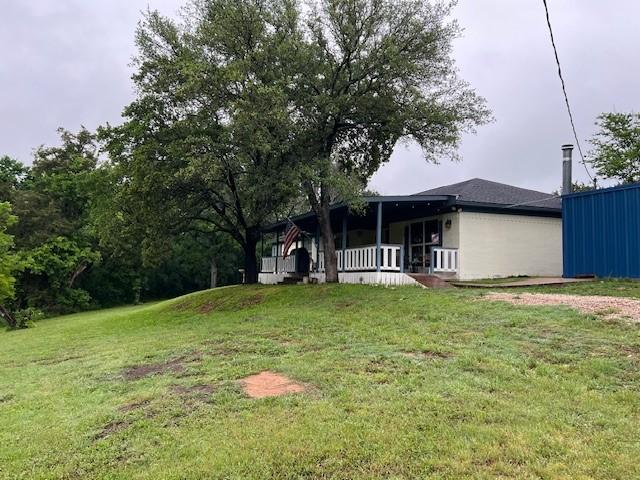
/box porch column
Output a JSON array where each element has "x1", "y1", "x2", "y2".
[
  {"x1": 341, "y1": 214, "x2": 347, "y2": 272},
  {"x1": 376, "y1": 201, "x2": 382, "y2": 272},
  {"x1": 275, "y1": 230, "x2": 279, "y2": 273}
]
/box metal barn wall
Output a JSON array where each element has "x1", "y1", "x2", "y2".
[{"x1": 563, "y1": 183, "x2": 640, "y2": 278}]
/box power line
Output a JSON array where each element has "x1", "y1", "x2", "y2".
[{"x1": 541, "y1": 0, "x2": 594, "y2": 182}]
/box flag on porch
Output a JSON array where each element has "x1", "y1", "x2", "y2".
[{"x1": 282, "y1": 219, "x2": 301, "y2": 258}]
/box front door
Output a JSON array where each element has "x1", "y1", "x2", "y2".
[{"x1": 408, "y1": 220, "x2": 442, "y2": 273}]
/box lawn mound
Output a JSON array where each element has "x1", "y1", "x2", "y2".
[{"x1": 169, "y1": 286, "x2": 267, "y2": 314}]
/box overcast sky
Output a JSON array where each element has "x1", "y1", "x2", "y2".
[{"x1": 1, "y1": 1, "x2": 638, "y2": 194}]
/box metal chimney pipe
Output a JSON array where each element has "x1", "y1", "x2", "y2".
[{"x1": 562, "y1": 144, "x2": 573, "y2": 195}]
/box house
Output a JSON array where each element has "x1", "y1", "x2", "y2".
[
  {"x1": 563, "y1": 182, "x2": 640, "y2": 279},
  {"x1": 259, "y1": 178, "x2": 563, "y2": 286}
]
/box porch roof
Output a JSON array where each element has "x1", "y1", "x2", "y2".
[{"x1": 263, "y1": 190, "x2": 561, "y2": 235}]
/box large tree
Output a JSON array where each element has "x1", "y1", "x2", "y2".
[
  {"x1": 8, "y1": 128, "x2": 103, "y2": 313},
  {"x1": 589, "y1": 112, "x2": 640, "y2": 184},
  {"x1": 101, "y1": 1, "x2": 302, "y2": 283},
  {"x1": 289, "y1": 0, "x2": 489, "y2": 282}
]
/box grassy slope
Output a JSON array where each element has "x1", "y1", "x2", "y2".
[{"x1": 1, "y1": 284, "x2": 640, "y2": 479}]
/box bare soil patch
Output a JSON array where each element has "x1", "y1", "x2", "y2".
[
  {"x1": 119, "y1": 399, "x2": 151, "y2": 413},
  {"x1": 401, "y1": 350, "x2": 450, "y2": 360},
  {"x1": 122, "y1": 352, "x2": 202, "y2": 381},
  {"x1": 95, "y1": 419, "x2": 131, "y2": 440},
  {"x1": 34, "y1": 354, "x2": 83, "y2": 366},
  {"x1": 240, "y1": 371, "x2": 305, "y2": 398},
  {"x1": 0, "y1": 393, "x2": 15, "y2": 404},
  {"x1": 171, "y1": 384, "x2": 215, "y2": 396},
  {"x1": 485, "y1": 292, "x2": 640, "y2": 322}
]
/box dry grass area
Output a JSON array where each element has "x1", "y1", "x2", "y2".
[{"x1": 486, "y1": 292, "x2": 640, "y2": 322}]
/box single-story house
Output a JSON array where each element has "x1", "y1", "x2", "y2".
[
  {"x1": 259, "y1": 178, "x2": 563, "y2": 286},
  {"x1": 563, "y1": 182, "x2": 640, "y2": 279}
]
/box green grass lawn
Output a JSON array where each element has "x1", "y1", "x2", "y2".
[{"x1": 2, "y1": 284, "x2": 640, "y2": 479}]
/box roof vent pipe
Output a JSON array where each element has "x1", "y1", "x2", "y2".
[{"x1": 562, "y1": 144, "x2": 573, "y2": 195}]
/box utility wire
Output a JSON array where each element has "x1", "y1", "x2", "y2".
[{"x1": 541, "y1": 0, "x2": 595, "y2": 182}]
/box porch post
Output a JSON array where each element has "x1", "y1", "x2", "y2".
[
  {"x1": 275, "y1": 230, "x2": 279, "y2": 273},
  {"x1": 341, "y1": 214, "x2": 347, "y2": 272},
  {"x1": 376, "y1": 201, "x2": 382, "y2": 272},
  {"x1": 400, "y1": 244, "x2": 404, "y2": 273},
  {"x1": 315, "y1": 223, "x2": 320, "y2": 272}
]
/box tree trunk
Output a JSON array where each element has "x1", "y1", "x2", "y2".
[
  {"x1": 317, "y1": 201, "x2": 338, "y2": 283},
  {"x1": 210, "y1": 257, "x2": 218, "y2": 289},
  {"x1": 0, "y1": 304, "x2": 16, "y2": 329},
  {"x1": 243, "y1": 233, "x2": 259, "y2": 284}
]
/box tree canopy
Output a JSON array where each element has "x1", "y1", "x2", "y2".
[
  {"x1": 589, "y1": 112, "x2": 640, "y2": 184},
  {"x1": 101, "y1": 0, "x2": 303, "y2": 283},
  {"x1": 284, "y1": 0, "x2": 490, "y2": 281},
  {"x1": 104, "y1": 0, "x2": 489, "y2": 283}
]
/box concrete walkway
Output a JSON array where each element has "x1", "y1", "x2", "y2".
[{"x1": 452, "y1": 277, "x2": 594, "y2": 288}]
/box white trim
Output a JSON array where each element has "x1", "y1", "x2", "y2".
[{"x1": 258, "y1": 272, "x2": 422, "y2": 287}]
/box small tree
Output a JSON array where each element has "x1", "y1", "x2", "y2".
[{"x1": 589, "y1": 112, "x2": 640, "y2": 184}]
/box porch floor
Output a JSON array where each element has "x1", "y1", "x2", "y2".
[{"x1": 451, "y1": 277, "x2": 595, "y2": 288}]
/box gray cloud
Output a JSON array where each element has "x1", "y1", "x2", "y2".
[{"x1": 1, "y1": 0, "x2": 638, "y2": 194}]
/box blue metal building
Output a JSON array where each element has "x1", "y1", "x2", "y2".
[{"x1": 563, "y1": 183, "x2": 640, "y2": 278}]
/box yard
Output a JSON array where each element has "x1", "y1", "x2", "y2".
[{"x1": 2, "y1": 282, "x2": 640, "y2": 479}]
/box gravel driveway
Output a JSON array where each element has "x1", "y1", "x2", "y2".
[{"x1": 485, "y1": 292, "x2": 640, "y2": 322}]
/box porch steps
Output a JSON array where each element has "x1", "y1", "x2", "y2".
[
  {"x1": 278, "y1": 275, "x2": 304, "y2": 285},
  {"x1": 408, "y1": 274, "x2": 455, "y2": 289}
]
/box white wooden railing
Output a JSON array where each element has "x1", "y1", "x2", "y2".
[
  {"x1": 318, "y1": 244, "x2": 402, "y2": 272},
  {"x1": 261, "y1": 255, "x2": 296, "y2": 273},
  {"x1": 431, "y1": 247, "x2": 458, "y2": 273}
]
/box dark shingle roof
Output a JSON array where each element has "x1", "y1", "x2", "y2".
[{"x1": 414, "y1": 178, "x2": 561, "y2": 210}]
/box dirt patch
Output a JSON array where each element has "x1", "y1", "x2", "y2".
[
  {"x1": 34, "y1": 354, "x2": 83, "y2": 366},
  {"x1": 335, "y1": 301, "x2": 358, "y2": 310},
  {"x1": 0, "y1": 393, "x2": 15, "y2": 404},
  {"x1": 121, "y1": 352, "x2": 202, "y2": 381},
  {"x1": 170, "y1": 384, "x2": 215, "y2": 396},
  {"x1": 401, "y1": 350, "x2": 450, "y2": 360},
  {"x1": 485, "y1": 292, "x2": 640, "y2": 322},
  {"x1": 95, "y1": 419, "x2": 131, "y2": 440},
  {"x1": 119, "y1": 399, "x2": 151, "y2": 413},
  {"x1": 240, "y1": 371, "x2": 305, "y2": 399}
]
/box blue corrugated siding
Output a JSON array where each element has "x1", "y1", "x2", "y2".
[{"x1": 563, "y1": 183, "x2": 640, "y2": 278}]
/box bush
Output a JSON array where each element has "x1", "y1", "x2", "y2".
[{"x1": 12, "y1": 307, "x2": 44, "y2": 329}]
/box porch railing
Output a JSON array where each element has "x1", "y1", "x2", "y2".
[
  {"x1": 261, "y1": 255, "x2": 296, "y2": 274},
  {"x1": 318, "y1": 244, "x2": 402, "y2": 272},
  {"x1": 431, "y1": 247, "x2": 458, "y2": 273}
]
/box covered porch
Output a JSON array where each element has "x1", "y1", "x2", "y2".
[{"x1": 259, "y1": 196, "x2": 461, "y2": 283}]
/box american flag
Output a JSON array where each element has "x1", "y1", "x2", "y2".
[{"x1": 282, "y1": 219, "x2": 301, "y2": 258}]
